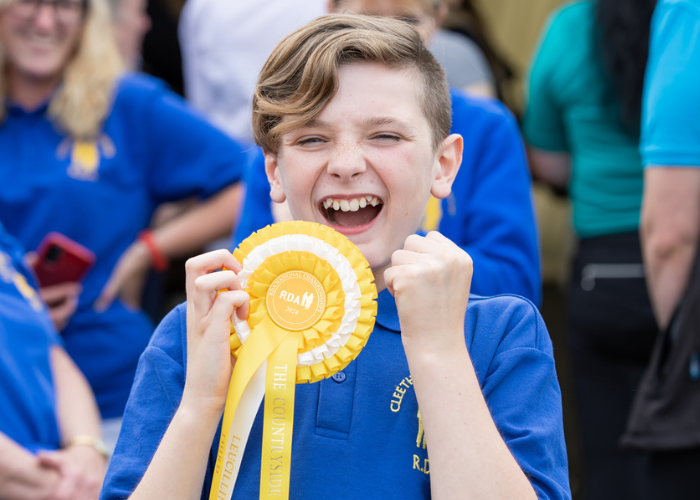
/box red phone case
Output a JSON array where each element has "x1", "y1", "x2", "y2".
[{"x1": 33, "y1": 232, "x2": 96, "y2": 287}]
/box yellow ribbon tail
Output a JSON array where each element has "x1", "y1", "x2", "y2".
[
  {"x1": 209, "y1": 319, "x2": 288, "y2": 500},
  {"x1": 260, "y1": 333, "x2": 301, "y2": 499}
]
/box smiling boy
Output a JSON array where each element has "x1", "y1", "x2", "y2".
[{"x1": 101, "y1": 14, "x2": 570, "y2": 500}]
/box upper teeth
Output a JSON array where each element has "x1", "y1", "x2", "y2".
[{"x1": 323, "y1": 195, "x2": 381, "y2": 211}]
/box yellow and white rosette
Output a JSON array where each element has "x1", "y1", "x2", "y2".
[{"x1": 209, "y1": 221, "x2": 377, "y2": 500}]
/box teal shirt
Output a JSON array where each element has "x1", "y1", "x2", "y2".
[
  {"x1": 641, "y1": 0, "x2": 700, "y2": 167},
  {"x1": 523, "y1": 1, "x2": 644, "y2": 238}
]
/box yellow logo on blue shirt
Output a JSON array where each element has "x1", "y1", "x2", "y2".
[
  {"x1": 419, "y1": 194, "x2": 456, "y2": 233},
  {"x1": 0, "y1": 251, "x2": 43, "y2": 313},
  {"x1": 57, "y1": 135, "x2": 116, "y2": 181},
  {"x1": 389, "y1": 375, "x2": 430, "y2": 475}
]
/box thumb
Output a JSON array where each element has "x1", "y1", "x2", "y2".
[{"x1": 37, "y1": 450, "x2": 63, "y2": 469}]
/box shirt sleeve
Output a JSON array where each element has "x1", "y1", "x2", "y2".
[
  {"x1": 143, "y1": 86, "x2": 246, "y2": 203},
  {"x1": 641, "y1": 1, "x2": 700, "y2": 167},
  {"x1": 100, "y1": 306, "x2": 189, "y2": 500},
  {"x1": 469, "y1": 297, "x2": 571, "y2": 500},
  {"x1": 522, "y1": 8, "x2": 570, "y2": 152},
  {"x1": 447, "y1": 94, "x2": 542, "y2": 305},
  {"x1": 232, "y1": 149, "x2": 275, "y2": 248}
]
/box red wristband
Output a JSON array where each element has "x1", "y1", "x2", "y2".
[{"x1": 138, "y1": 230, "x2": 169, "y2": 271}]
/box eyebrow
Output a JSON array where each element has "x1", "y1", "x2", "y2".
[{"x1": 298, "y1": 117, "x2": 415, "y2": 132}]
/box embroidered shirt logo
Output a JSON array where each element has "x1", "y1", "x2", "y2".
[
  {"x1": 57, "y1": 135, "x2": 116, "y2": 181},
  {"x1": 390, "y1": 375, "x2": 429, "y2": 475},
  {"x1": 0, "y1": 252, "x2": 43, "y2": 312},
  {"x1": 419, "y1": 193, "x2": 456, "y2": 233},
  {"x1": 416, "y1": 409, "x2": 427, "y2": 449}
]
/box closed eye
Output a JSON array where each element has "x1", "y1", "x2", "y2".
[
  {"x1": 371, "y1": 133, "x2": 402, "y2": 142},
  {"x1": 295, "y1": 136, "x2": 326, "y2": 146}
]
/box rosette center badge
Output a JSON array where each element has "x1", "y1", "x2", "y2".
[
  {"x1": 267, "y1": 270, "x2": 326, "y2": 331},
  {"x1": 210, "y1": 221, "x2": 377, "y2": 500}
]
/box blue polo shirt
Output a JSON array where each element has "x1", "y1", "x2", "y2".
[
  {"x1": 234, "y1": 90, "x2": 541, "y2": 305},
  {"x1": 101, "y1": 291, "x2": 570, "y2": 499},
  {"x1": 0, "y1": 73, "x2": 245, "y2": 418},
  {"x1": 0, "y1": 222, "x2": 61, "y2": 453},
  {"x1": 641, "y1": 0, "x2": 700, "y2": 167}
]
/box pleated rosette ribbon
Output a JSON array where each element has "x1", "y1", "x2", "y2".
[{"x1": 209, "y1": 221, "x2": 377, "y2": 500}]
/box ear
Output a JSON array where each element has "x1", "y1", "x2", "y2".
[
  {"x1": 264, "y1": 151, "x2": 287, "y2": 204},
  {"x1": 430, "y1": 133, "x2": 463, "y2": 199}
]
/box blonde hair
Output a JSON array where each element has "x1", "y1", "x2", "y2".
[
  {"x1": 0, "y1": 0, "x2": 125, "y2": 139},
  {"x1": 253, "y1": 14, "x2": 451, "y2": 155}
]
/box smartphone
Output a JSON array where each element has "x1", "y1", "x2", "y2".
[{"x1": 32, "y1": 232, "x2": 95, "y2": 287}]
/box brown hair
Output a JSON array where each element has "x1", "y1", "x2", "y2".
[{"x1": 252, "y1": 13, "x2": 451, "y2": 154}]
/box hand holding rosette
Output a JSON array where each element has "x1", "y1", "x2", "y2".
[{"x1": 210, "y1": 221, "x2": 377, "y2": 500}]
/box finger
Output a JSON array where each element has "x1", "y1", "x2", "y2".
[
  {"x1": 390, "y1": 248, "x2": 425, "y2": 266},
  {"x1": 403, "y1": 232, "x2": 448, "y2": 254},
  {"x1": 190, "y1": 270, "x2": 240, "y2": 318},
  {"x1": 25, "y1": 251, "x2": 38, "y2": 267},
  {"x1": 41, "y1": 282, "x2": 82, "y2": 305},
  {"x1": 185, "y1": 250, "x2": 242, "y2": 293},
  {"x1": 50, "y1": 297, "x2": 79, "y2": 331},
  {"x1": 37, "y1": 450, "x2": 63, "y2": 469},
  {"x1": 383, "y1": 266, "x2": 400, "y2": 296},
  {"x1": 209, "y1": 289, "x2": 249, "y2": 326}
]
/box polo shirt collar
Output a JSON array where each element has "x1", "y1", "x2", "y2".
[
  {"x1": 375, "y1": 288, "x2": 401, "y2": 333},
  {"x1": 6, "y1": 99, "x2": 49, "y2": 117}
]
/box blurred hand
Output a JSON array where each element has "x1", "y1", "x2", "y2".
[
  {"x1": 37, "y1": 446, "x2": 105, "y2": 500},
  {"x1": 39, "y1": 282, "x2": 82, "y2": 332},
  {"x1": 94, "y1": 240, "x2": 151, "y2": 313}
]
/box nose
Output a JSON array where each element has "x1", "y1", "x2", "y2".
[
  {"x1": 327, "y1": 140, "x2": 366, "y2": 180},
  {"x1": 33, "y1": 3, "x2": 58, "y2": 31}
]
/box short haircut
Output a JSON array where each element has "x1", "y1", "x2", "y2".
[{"x1": 252, "y1": 13, "x2": 451, "y2": 154}]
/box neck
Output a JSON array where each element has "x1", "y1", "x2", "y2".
[
  {"x1": 7, "y1": 69, "x2": 61, "y2": 111},
  {"x1": 372, "y1": 263, "x2": 388, "y2": 293}
]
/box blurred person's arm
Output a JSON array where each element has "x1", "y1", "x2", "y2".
[
  {"x1": 639, "y1": 2, "x2": 700, "y2": 329},
  {"x1": 528, "y1": 148, "x2": 570, "y2": 191},
  {"x1": 38, "y1": 345, "x2": 106, "y2": 498},
  {"x1": 0, "y1": 347, "x2": 105, "y2": 500},
  {"x1": 0, "y1": 432, "x2": 61, "y2": 500},
  {"x1": 92, "y1": 75, "x2": 248, "y2": 313},
  {"x1": 522, "y1": 6, "x2": 571, "y2": 192},
  {"x1": 95, "y1": 183, "x2": 243, "y2": 311},
  {"x1": 641, "y1": 168, "x2": 700, "y2": 329}
]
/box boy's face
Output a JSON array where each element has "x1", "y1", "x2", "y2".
[{"x1": 265, "y1": 62, "x2": 459, "y2": 281}]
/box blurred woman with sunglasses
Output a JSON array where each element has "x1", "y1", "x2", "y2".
[{"x1": 0, "y1": 0, "x2": 245, "y2": 450}]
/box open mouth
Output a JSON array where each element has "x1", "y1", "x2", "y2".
[{"x1": 320, "y1": 195, "x2": 383, "y2": 228}]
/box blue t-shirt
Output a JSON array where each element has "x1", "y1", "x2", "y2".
[
  {"x1": 641, "y1": 0, "x2": 700, "y2": 167},
  {"x1": 101, "y1": 291, "x2": 570, "y2": 500},
  {"x1": 0, "y1": 73, "x2": 245, "y2": 418},
  {"x1": 234, "y1": 90, "x2": 541, "y2": 305},
  {"x1": 0, "y1": 222, "x2": 61, "y2": 453}
]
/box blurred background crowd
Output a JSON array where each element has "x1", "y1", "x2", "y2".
[{"x1": 1, "y1": 0, "x2": 699, "y2": 499}]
